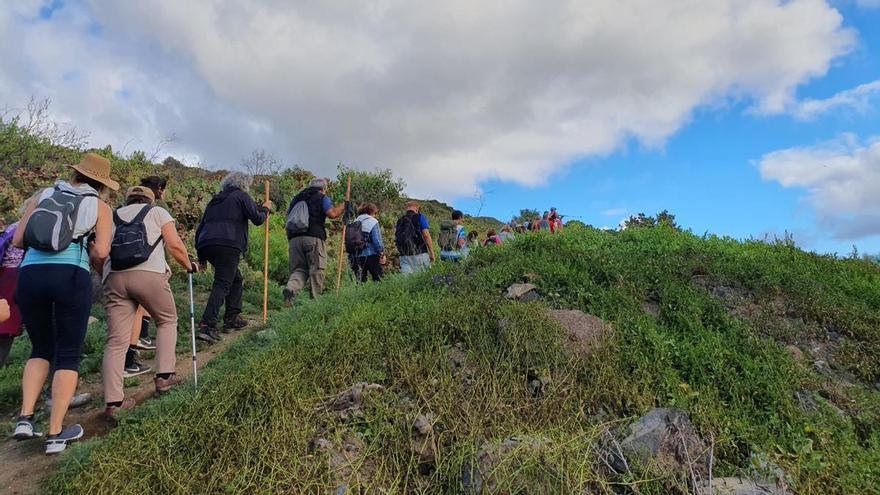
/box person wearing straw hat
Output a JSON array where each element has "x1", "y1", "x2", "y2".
[
  {"x1": 100, "y1": 185, "x2": 199, "y2": 420},
  {"x1": 11, "y1": 152, "x2": 118, "y2": 454}
]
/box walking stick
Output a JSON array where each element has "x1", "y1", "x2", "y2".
[
  {"x1": 262, "y1": 181, "x2": 270, "y2": 323},
  {"x1": 335, "y1": 176, "x2": 352, "y2": 295},
  {"x1": 188, "y1": 272, "x2": 198, "y2": 389}
]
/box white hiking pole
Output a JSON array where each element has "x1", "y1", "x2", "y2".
[{"x1": 188, "y1": 272, "x2": 198, "y2": 389}]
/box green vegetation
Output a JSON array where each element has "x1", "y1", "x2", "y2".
[{"x1": 46, "y1": 226, "x2": 880, "y2": 494}]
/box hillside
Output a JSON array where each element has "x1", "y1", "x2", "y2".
[{"x1": 46, "y1": 226, "x2": 880, "y2": 494}]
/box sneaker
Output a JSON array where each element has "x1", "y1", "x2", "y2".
[
  {"x1": 13, "y1": 416, "x2": 41, "y2": 440},
  {"x1": 46, "y1": 392, "x2": 92, "y2": 409},
  {"x1": 196, "y1": 323, "x2": 222, "y2": 344},
  {"x1": 283, "y1": 288, "x2": 294, "y2": 308},
  {"x1": 103, "y1": 398, "x2": 136, "y2": 421},
  {"x1": 133, "y1": 337, "x2": 156, "y2": 350},
  {"x1": 45, "y1": 424, "x2": 84, "y2": 455},
  {"x1": 223, "y1": 315, "x2": 248, "y2": 331},
  {"x1": 154, "y1": 373, "x2": 183, "y2": 394},
  {"x1": 123, "y1": 360, "x2": 152, "y2": 378}
]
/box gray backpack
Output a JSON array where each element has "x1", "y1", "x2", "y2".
[
  {"x1": 23, "y1": 186, "x2": 97, "y2": 252},
  {"x1": 285, "y1": 200, "x2": 309, "y2": 235}
]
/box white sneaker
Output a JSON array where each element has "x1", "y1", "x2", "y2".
[{"x1": 45, "y1": 424, "x2": 84, "y2": 455}]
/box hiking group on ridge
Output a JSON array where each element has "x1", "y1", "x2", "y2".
[{"x1": 0, "y1": 152, "x2": 563, "y2": 455}]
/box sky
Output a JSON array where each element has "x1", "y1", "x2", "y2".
[{"x1": 0, "y1": 1, "x2": 878, "y2": 255}]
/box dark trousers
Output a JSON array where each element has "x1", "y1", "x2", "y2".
[
  {"x1": 350, "y1": 254, "x2": 383, "y2": 283},
  {"x1": 16, "y1": 264, "x2": 92, "y2": 372},
  {"x1": 198, "y1": 245, "x2": 243, "y2": 327}
]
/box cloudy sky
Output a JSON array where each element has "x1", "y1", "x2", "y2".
[{"x1": 1, "y1": 0, "x2": 879, "y2": 254}]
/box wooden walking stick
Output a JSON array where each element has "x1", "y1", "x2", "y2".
[
  {"x1": 335, "y1": 176, "x2": 352, "y2": 295},
  {"x1": 262, "y1": 180, "x2": 270, "y2": 323}
]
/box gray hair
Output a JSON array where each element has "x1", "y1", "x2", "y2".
[
  {"x1": 309, "y1": 178, "x2": 327, "y2": 189},
  {"x1": 221, "y1": 171, "x2": 253, "y2": 192}
]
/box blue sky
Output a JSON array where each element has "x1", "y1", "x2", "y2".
[
  {"x1": 1, "y1": 1, "x2": 879, "y2": 255},
  {"x1": 458, "y1": 3, "x2": 880, "y2": 255}
]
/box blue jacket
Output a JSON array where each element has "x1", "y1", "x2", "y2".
[{"x1": 355, "y1": 214, "x2": 383, "y2": 257}]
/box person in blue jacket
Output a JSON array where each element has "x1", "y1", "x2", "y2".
[{"x1": 350, "y1": 203, "x2": 385, "y2": 282}]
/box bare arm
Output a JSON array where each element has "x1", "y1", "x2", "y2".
[
  {"x1": 326, "y1": 202, "x2": 345, "y2": 220},
  {"x1": 89, "y1": 201, "x2": 112, "y2": 273},
  {"x1": 162, "y1": 221, "x2": 196, "y2": 271},
  {"x1": 422, "y1": 229, "x2": 435, "y2": 262},
  {"x1": 0, "y1": 298, "x2": 9, "y2": 323}
]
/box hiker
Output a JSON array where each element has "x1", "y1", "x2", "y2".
[
  {"x1": 12, "y1": 153, "x2": 117, "y2": 454},
  {"x1": 467, "y1": 230, "x2": 480, "y2": 249},
  {"x1": 539, "y1": 212, "x2": 552, "y2": 231},
  {"x1": 101, "y1": 186, "x2": 199, "y2": 418},
  {"x1": 0, "y1": 193, "x2": 40, "y2": 367},
  {"x1": 346, "y1": 203, "x2": 385, "y2": 283},
  {"x1": 128, "y1": 176, "x2": 169, "y2": 353},
  {"x1": 548, "y1": 207, "x2": 563, "y2": 233},
  {"x1": 498, "y1": 225, "x2": 515, "y2": 243},
  {"x1": 439, "y1": 210, "x2": 468, "y2": 262},
  {"x1": 532, "y1": 216, "x2": 542, "y2": 232},
  {"x1": 195, "y1": 172, "x2": 271, "y2": 343},
  {"x1": 283, "y1": 178, "x2": 345, "y2": 305},
  {"x1": 395, "y1": 201, "x2": 435, "y2": 274},
  {"x1": 483, "y1": 229, "x2": 501, "y2": 246}
]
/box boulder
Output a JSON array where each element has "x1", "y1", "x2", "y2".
[
  {"x1": 326, "y1": 382, "x2": 384, "y2": 419},
  {"x1": 504, "y1": 283, "x2": 540, "y2": 301},
  {"x1": 462, "y1": 436, "x2": 551, "y2": 494},
  {"x1": 547, "y1": 309, "x2": 611, "y2": 358},
  {"x1": 309, "y1": 432, "x2": 374, "y2": 493},
  {"x1": 408, "y1": 414, "x2": 438, "y2": 470},
  {"x1": 703, "y1": 477, "x2": 790, "y2": 495},
  {"x1": 613, "y1": 408, "x2": 708, "y2": 476}
]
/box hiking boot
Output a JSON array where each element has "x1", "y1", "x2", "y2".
[
  {"x1": 223, "y1": 315, "x2": 248, "y2": 332},
  {"x1": 46, "y1": 392, "x2": 92, "y2": 409},
  {"x1": 283, "y1": 288, "x2": 294, "y2": 308},
  {"x1": 154, "y1": 373, "x2": 183, "y2": 394},
  {"x1": 13, "y1": 416, "x2": 41, "y2": 440},
  {"x1": 123, "y1": 360, "x2": 152, "y2": 378},
  {"x1": 45, "y1": 424, "x2": 84, "y2": 455},
  {"x1": 196, "y1": 323, "x2": 222, "y2": 344},
  {"x1": 103, "y1": 398, "x2": 136, "y2": 421},
  {"x1": 133, "y1": 337, "x2": 156, "y2": 350}
]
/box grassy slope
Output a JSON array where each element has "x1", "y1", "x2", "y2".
[{"x1": 48, "y1": 226, "x2": 880, "y2": 494}]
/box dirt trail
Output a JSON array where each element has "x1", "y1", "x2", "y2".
[{"x1": 0, "y1": 322, "x2": 260, "y2": 495}]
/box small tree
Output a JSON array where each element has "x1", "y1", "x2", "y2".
[{"x1": 240, "y1": 148, "x2": 283, "y2": 177}]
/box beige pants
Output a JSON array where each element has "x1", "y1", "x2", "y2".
[
  {"x1": 286, "y1": 236, "x2": 327, "y2": 299},
  {"x1": 102, "y1": 270, "x2": 178, "y2": 403}
]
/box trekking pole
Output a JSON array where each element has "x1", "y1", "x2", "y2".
[
  {"x1": 335, "y1": 176, "x2": 352, "y2": 295},
  {"x1": 262, "y1": 180, "x2": 270, "y2": 323},
  {"x1": 188, "y1": 271, "x2": 198, "y2": 389}
]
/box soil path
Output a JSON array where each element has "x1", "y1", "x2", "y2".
[{"x1": 0, "y1": 320, "x2": 261, "y2": 495}]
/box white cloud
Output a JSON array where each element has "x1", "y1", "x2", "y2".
[
  {"x1": 0, "y1": 1, "x2": 857, "y2": 199},
  {"x1": 759, "y1": 134, "x2": 880, "y2": 239},
  {"x1": 790, "y1": 79, "x2": 880, "y2": 120}
]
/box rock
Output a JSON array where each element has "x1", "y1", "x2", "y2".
[
  {"x1": 447, "y1": 343, "x2": 476, "y2": 390},
  {"x1": 547, "y1": 309, "x2": 611, "y2": 358},
  {"x1": 614, "y1": 408, "x2": 708, "y2": 476},
  {"x1": 504, "y1": 283, "x2": 539, "y2": 301},
  {"x1": 256, "y1": 328, "x2": 277, "y2": 341},
  {"x1": 783, "y1": 345, "x2": 803, "y2": 361},
  {"x1": 87, "y1": 316, "x2": 99, "y2": 326},
  {"x1": 794, "y1": 390, "x2": 819, "y2": 413},
  {"x1": 704, "y1": 477, "x2": 790, "y2": 495},
  {"x1": 641, "y1": 300, "x2": 660, "y2": 317},
  {"x1": 408, "y1": 414, "x2": 437, "y2": 468},
  {"x1": 526, "y1": 370, "x2": 551, "y2": 398},
  {"x1": 432, "y1": 274, "x2": 456, "y2": 287},
  {"x1": 326, "y1": 382, "x2": 384, "y2": 419},
  {"x1": 462, "y1": 436, "x2": 551, "y2": 494},
  {"x1": 309, "y1": 432, "x2": 373, "y2": 491}
]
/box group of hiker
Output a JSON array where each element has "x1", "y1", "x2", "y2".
[
  {"x1": 0, "y1": 153, "x2": 562, "y2": 455},
  {"x1": 521, "y1": 207, "x2": 564, "y2": 233}
]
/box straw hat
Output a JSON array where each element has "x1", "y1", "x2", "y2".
[
  {"x1": 125, "y1": 185, "x2": 155, "y2": 203},
  {"x1": 68, "y1": 153, "x2": 119, "y2": 191}
]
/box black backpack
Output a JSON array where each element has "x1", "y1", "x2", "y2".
[
  {"x1": 344, "y1": 220, "x2": 368, "y2": 254},
  {"x1": 23, "y1": 186, "x2": 97, "y2": 252},
  {"x1": 395, "y1": 211, "x2": 425, "y2": 256},
  {"x1": 110, "y1": 205, "x2": 163, "y2": 270}
]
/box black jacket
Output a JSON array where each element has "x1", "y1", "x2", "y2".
[
  {"x1": 195, "y1": 188, "x2": 268, "y2": 253},
  {"x1": 287, "y1": 187, "x2": 329, "y2": 240}
]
